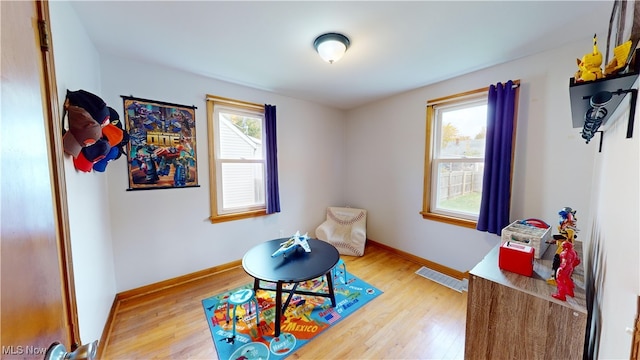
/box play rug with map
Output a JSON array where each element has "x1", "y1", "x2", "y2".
[{"x1": 202, "y1": 273, "x2": 382, "y2": 359}]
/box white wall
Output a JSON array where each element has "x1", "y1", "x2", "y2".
[
  {"x1": 589, "y1": 94, "x2": 639, "y2": 359},
  {"x1": 345, "y1": 40, "x2": 599, "y2": 273},
  {"x1": 49, "y1": 0, "x2": 345, "y2": 342},
  {"x1": 345, "y1": 37, "x2": 640, "y2": 358},
  {"x1": 98, "y1": 56, "x2": 346, "y2": 292},
  {"x1": 49, "y1": 1, "x2": 117, "y2": 345},
  {"x1": 50, "y1": 2, "x2": 638, "y2": 357}
]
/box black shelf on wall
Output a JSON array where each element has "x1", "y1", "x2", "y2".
[{"x1": 569, "y1": 49, "x2": 640, "y2": 152}]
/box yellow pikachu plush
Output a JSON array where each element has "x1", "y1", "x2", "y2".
[{"x1": 575, "y1": 34, "x2": 603, "y2": 82}]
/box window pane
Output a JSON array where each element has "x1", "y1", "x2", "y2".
[
  {"x1": 439, "y1": 105, "x2": 487, "y2": 159},
  {"x1": 435, "y1": 161, "x2": 484, "y2": 216},
  {"x1": 219, "y1": 112, "x2": 263, "y2": 160},
  {"x1": 423, "y1": 85, "x2": 518, "y2": 228},
  {"x1": 220, "y1": 162, "x2": 265, "y2": 210}
]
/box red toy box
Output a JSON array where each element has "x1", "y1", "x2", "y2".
[{"x1": 498, "y1": 241, "x2": 535, "y2": 277}]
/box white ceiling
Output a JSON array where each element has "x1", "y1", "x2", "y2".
[{"x1": 69, "y1": 1, "x2": 614, "y2": 110}]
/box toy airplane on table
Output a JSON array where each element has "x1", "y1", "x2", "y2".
[{"x1": 271, "y1": 231, "x2": 311, "y2": 258}]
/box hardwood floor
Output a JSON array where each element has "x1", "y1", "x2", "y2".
[{"x1": 101, "y1": 243, "x2": 468, "y2": 359}]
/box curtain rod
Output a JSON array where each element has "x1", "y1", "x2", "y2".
[
  {"x1": 427, "y1": 79, "x2": 520, "y2": 106},
  {"x1": 205, "y1": 94, "x2": 264, "y2": 109}
]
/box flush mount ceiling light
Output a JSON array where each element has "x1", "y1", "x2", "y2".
[{"x1": 313, "y1": 33, "x2": 350, "y2": 64}]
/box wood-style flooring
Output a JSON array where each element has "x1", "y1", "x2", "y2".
[{"x1": 101, "y1": 243, "x2": 468, "y2": 359}]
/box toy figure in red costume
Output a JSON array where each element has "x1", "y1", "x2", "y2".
[
  {"x1": 547, "y1": 207, "x2": 578, "y2": 285},
  {"x1": 552, "y1": 241, "x2": 581, "y2": 301}
]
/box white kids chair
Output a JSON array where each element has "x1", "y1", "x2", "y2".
[{"x1": 315, "y1": 207, "x2": 367, "y2": 256}]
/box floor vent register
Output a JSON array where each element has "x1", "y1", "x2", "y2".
[{"x1": 415, "y1": 266, "x2": 468, "y2": 293}]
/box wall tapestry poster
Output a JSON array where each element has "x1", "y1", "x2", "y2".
[{"x1": 122, "y1": 96, "x2": 199, "y2": 190}]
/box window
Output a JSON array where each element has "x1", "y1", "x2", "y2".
[
  {"x1": 207, "y1": 95, "x2": 267, "y2": 223},
  {"x1": 422, "y1": 89, "x2": 488, "y2": 228}
]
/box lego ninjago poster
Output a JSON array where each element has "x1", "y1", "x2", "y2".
[{"x1": 122, "y1": 96, "x2": 199, "y2": 190}]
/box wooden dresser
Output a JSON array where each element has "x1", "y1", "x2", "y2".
[{"x1": 464, "y1": 241, "x2": 587, "y2": 360}]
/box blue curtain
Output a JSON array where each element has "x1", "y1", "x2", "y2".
[
  {"x1": 477, "y1": 80, "x2": 516, "y2": 235},
  {"x1": 265, "y1": 104, "x2": 280, "y2": 214}
]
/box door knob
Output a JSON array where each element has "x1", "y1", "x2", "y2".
[{"x1": 44, "y1": 340, "x2": 98, "y2": 360}]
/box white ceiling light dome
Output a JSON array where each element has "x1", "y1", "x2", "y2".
[{"x1": 313, "y1": 33, "x2": 350, "y2": 64}]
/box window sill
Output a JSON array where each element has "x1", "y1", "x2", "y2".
[
  {"x1": 210, "y1": 209, "x2": 268, "y2": 223},
  {"x1": 420, "y1": 211, "x2": 477, "y2": 229}
]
